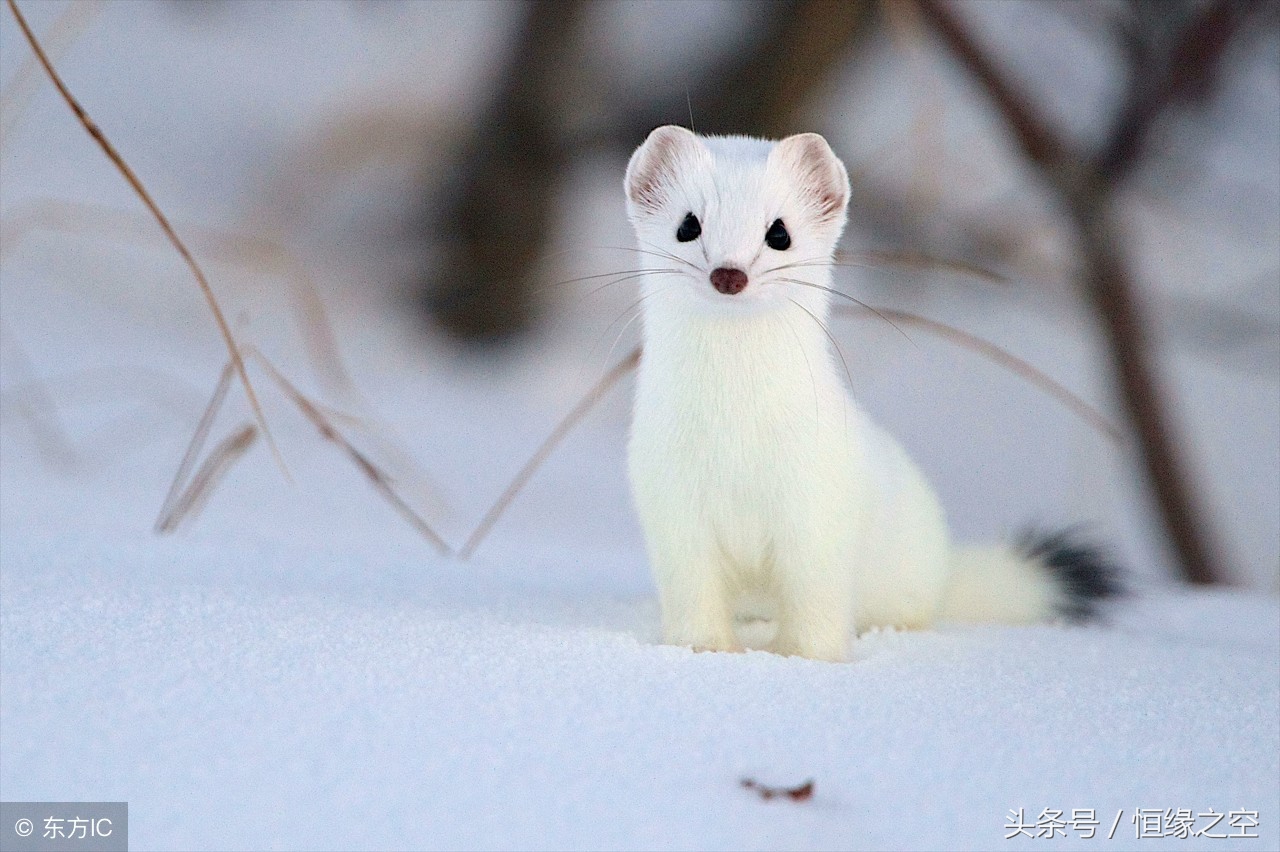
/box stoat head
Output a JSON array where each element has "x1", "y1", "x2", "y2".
[{"x1": 624, "y1": 125, "x2": 850, "y2": 317}]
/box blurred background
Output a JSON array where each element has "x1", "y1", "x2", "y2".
[{"x1": 2, "y1": 0, "x2": 1277, "y2": 592}]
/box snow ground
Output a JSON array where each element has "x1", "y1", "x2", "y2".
[
  {"x1": 2, "y1": 435, "x2": 1278, "y2": 851},
  {"x1": 2, "y1": 3, "x2": 1278, "y2": 850}
]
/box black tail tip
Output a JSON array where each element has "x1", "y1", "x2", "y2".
[{"x1": 1017, "y1": 527, "x2": 1125, "y2": 622}]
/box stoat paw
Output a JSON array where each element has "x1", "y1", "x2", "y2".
[
  {"x1": 691, "y1": 643, "x2": 745, "y2": 654},
  {"x1": 664, "y1": 627, "x2": 741, "y2": 654},
  {"x1": 773, "y1": 630, "x2": 850, "y2": 662}
]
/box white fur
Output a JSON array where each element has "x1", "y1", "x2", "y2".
[
  {"x1": 937, "y1": 546, "x2": 1061, "y2": 625},
  {"x1": 624, "y1": 126, "x2": 1054, "y2": 661}
]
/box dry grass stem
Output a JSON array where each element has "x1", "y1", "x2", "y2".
[
  {"x1": 0, "y1": 0, "x2": 98, "y2": 152},
  {"x1": 155, "y1": 422, "x2": 258, "y2": 534},
  {"x1": 0, "y1": 198, "x2": 356, "y2": 399},
  {"x1": 0, "y1": 321, "x2": 78, "y2": 465},
  {"x1": 842, "y1": 249, "x2": 1009, "y2": 285},
  {"x1": 458, "y1": 345, "x2": 642, "y2": 560},
  {"x1": 5, "y1": 0, "x2": 285, "y2": 475},
  {"x1": 834, "y1": 304, "x2": 1120, "y2": 442},
  {"x1": 155, "y1": 361, "x2": 235, "y2": 532},
  {"x1": 0, "y1": 194, "x2": 445, "y2": 536},
  {"x1": 155, "y1": 351, "x2": 449, "y2": 553},
  {"x1": 246, "y1": 350, "x2": 451, "y2": 556}
]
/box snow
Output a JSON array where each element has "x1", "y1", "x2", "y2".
[
  {"x1": 2, "y1": 3, "x2": 1278, "y2": 850},
  {"x1": 3, "y1": 534, "x2": 1277, "y2": 849}
]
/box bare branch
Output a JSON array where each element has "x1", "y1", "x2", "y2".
[
  {"x1": 1068, "y1": 204, "x2": 1221, "y2": 585},
  {"x1": 916, "y1": 0, "x2": 1238, "y2": 584},
  {"x1": 915, "y1": 0, "x2": 1071, "y2": 172},
  {"x1": 1096, "y1": 1, "x2": 1250, "y2": 182}
]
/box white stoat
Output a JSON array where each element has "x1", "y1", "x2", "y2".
[{"x1": 623, "y1": 126, "x2": 1117, "y2": 661}]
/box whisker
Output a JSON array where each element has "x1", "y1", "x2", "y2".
[
  {"x1": 585, "y1": 289, "x2": 659, "y2": 372},
  {"x1": 781, "y1": 306, "x2": 819, "y2": 428},
  {"x1": 532, "y1": 267, "x2": 682, "y2": 297},
  {"x1": 583, "y1": 269, "x2": 688, "y2": 301},
  {"x1": 763, "y1": 254, "x2": 1007, "y2": 285},
  {"x1": 788, "y1": 297, "x2": 856, "y2": 398},
  {"x1": 635, "y1": 237, "x2": 701, "y2": 271},
  {"x1": 760, "y1": 255, "x2": 833, "y2": 277},
  {"x1": 538, "y1": 268, "x2": 684, "y2": 328},
  {"x1": 592, "y1": 244, "x2": 694, "y2": 267},
  {"x1": 601, "y1": 297, "x2": 651, "y2": 369},
  {"x1": 773, "y1": 277, "x2": 915, "y2": 345}
]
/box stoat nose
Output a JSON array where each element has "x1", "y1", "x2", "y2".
[{"x1": 710, "y1": 267, "x2": 748, "y2": 295}]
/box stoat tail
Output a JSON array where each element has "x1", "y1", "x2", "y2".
[{"x1": 937, "y1": 529, "x2": 1123, "y2": 625}]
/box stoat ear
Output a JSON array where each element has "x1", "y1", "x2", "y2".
[
  {"x1": 770, "y1": 133, "x2": 850, "y2": 226},
  {"x1": 625, "y1": 125, "x2": 704, "y2": 216}
]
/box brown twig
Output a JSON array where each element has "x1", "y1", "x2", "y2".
[
  {"x1": 1067, "y1": 205, "x2": 1220, "y2": 585},
  {"x1": 740, "y1": 777, "x2": 815, "y2": 802},
  {"x1": 458, "y1": 346, "x2": 641, "y2": 560},
  {"x1": 5, "y1": 0, "x2": 286, "y2": 476},
  {"x1": 915, "y1": 0, "x2": 1069, "y2": 172},
  {"x1": 153, "y1": 352, "x2": 448, "y2": 552},
  {"x1": 1095, "y1": 1, "x2": 1248, "y2": 182}
]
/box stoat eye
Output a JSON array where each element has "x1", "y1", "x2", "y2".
[
  {"x1": 676, "y1": 212, "x2": 701, "y2": 242},
  {"x1": 765, "y1": 218, "x2": 791, "y2": 251}
]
